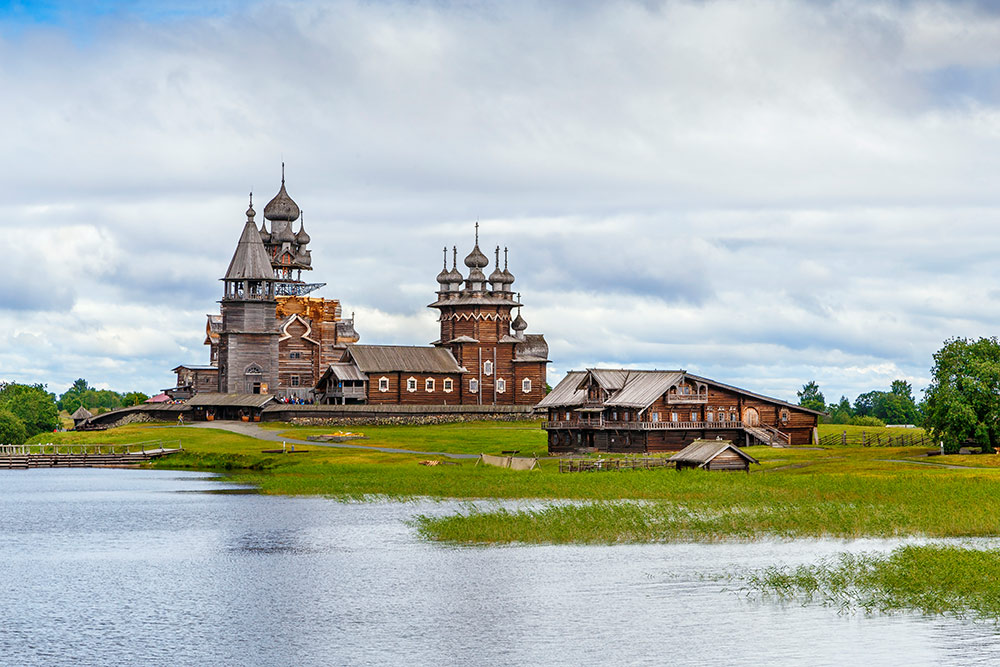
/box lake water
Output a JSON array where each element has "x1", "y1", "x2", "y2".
[{"x1": 2, "y1": 469, "x2": 1000, "y2": 666}]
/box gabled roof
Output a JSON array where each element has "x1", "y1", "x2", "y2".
[
  {"x1": 536, "y1": 371, "x2": 588, "y2": 408},
  {"x1": 669, "y1": 439, "x2": 759, "y2": 466},
  {"x1": 172, "y1": 365, "x2": 218, "y2": 372},
  {"x1": 70, "y1": 406, "x2": 92, "y2": 420},
  {"x1": 327, "y1": 362, "x2": 368, "y2": 382},
  {"x1": 346, "y1": 345, "x2": 466, "y2": 374},
  {"x1": 538, "y1": 367, "x2": 827, "y2": 414},
  {"x1": 685, "y1": 373, "x2": 827, "y2": 416},
  {"x1": 604, "y1": 371, "x2": 685, "y2": 408},
  {"x1": 224, "y1": 220, "x2": 274, "y2": 280}
]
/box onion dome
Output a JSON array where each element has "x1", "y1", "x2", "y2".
[
  {"x1": 272, "y1": 220, "x2": 296, "y2": 244},
  {"x1": 258, "y1": 222, "x2": 270, "y2": 243},
  {"x1": 489, "y1": 246, "x2": 505, "y2": 285},
  {"x1": 263, "y1": 163, "x2": 300, "y2": 222},
  {"x1": 436, "y1": 247, "x2": 451, "y2": 286},
  {"x1": 464, "y1": 222, "x2": 489, "y2": 269},
  {"x1": 295, "y1": 247, "x2": 312, "y2": 267},
  {"x1": 446, "y1": 246, "x2": 464, "y2": 284},
  {"x1": 512, "y1": 309, "x2": 527, "y2": 333},
  {"x1": 295, "y1": 216, "x2": 310, "y2": 245},
  {"x1": 501, "y1": 247, "x2": 515, "y2": 288}
]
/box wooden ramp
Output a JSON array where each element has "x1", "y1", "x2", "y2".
[{"x1": 0, "y1": 443, "x2": 183, "y2": 469}]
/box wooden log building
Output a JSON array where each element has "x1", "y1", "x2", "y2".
[{"x1": 539, "y1": 369, "x2": 823, "y2": 454}]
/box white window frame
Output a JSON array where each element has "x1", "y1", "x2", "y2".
[
  {"x1": 484, "y1": 360, "x2": 493, "y2": 376},
  {"x1": 425, "y1": 378, "x2": 435, "y2": 392},
  {"x1": 496, "y1": 378, "x2": 506, "y2": 393},
  {"x1": 522, "y1": 378, "x2": 532, "y2": 394},
  {"x1": 691, "y1": 412, "x2": 698, "y2": 422},
  {"x1": 652, "y1": 412, "x2": 659, "y2": 422},
  {"x1": 406, "y1": 377, "x2": 417, "y2": 393},
  {"x1": 671, "y1": 412, "x2": 678, "y2": 422},
  {"x1": 470, "y1": 378, "x2": 479, "y2": 394},
  {"x1": 378, "y1": 377, "x2": 389, "y2": 392},
  {"x1": 707, "y1": 411, "x2": 714, "y2": 422},
  {"x1": 443, "y1": 378, "x2": 453, "y2": 393}
]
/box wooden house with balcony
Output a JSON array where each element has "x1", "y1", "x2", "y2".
[{"x1": 538, "y1": 369, "x2": 823, "y2": 454}]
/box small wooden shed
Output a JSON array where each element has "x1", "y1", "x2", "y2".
[
  {"x1": 70, "y1": 406, "x2": 93, "y2": 429},
  {"x1": 668, "y1": 438, "x2": 759, "y2": 472}
]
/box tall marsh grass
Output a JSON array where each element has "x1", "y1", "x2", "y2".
[{"x1": 745, "y1": 545, "x2": 1000, "y2": 620}]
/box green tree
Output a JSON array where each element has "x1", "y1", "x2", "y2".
[
  {"x1": 57, "y1": 378, "x2": 92, "y2": 412},
  {"x1": 826, "y1": 396, "x2": 853, "y2": 424},
  {"x1": 0, "y1": 383, "x2": 59, "y2": 438},
  {"x1": 924, "y1": 337, "x2": 1000, "y2": 454},
  {"x1": 797, "y1": 380, "x2": 826, "y2": 412},
  {"x1": 122, "y1": 391, "x2": 149, "y2": 406},
  {"x1": 0, "y1": 409, "x2": 27, "y2": 445}
]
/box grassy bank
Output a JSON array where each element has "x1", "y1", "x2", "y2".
[{"x1": 744, "y1": 545, "x2": 1000, "y2": 621}]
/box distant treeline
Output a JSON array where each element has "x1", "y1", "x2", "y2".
[
  {"x1": 796, "y1": 379, "x2": 922, "y2": 428},
  {"x1": 57, "y1": 378, "x2": 149, "y2": 414}
]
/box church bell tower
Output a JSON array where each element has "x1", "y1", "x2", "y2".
[{"x1": 217, "y1": 196, "x2": 280, "y2": 394}]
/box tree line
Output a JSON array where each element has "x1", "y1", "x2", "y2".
[
  {"x1": 0, "y1": 378, "x2": 149, "y2": 445},
  {"x1": 798, "y1": 337, "x2": 1000, "y2": 454}
]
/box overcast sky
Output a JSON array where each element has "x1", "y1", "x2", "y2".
[{"x1": 3, "y1": 0, "x2": 1000, "y2": 405}]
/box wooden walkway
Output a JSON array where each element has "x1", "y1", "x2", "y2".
[{"x1": 0, "y1": 442, "x2": 183, "y2": 469}]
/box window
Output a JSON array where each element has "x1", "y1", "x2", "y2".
[
  {"x1": 496, "y1": 378, "x2": 506, "y2": 393},
  {"x1": 484, "y1": 360, "x2": 493, "y2": 376},
  {"x1": 290, "y1": 375, "x2": 300, "y2": 387},
  {"x1": 522, "y1": 378, "x2": 532, "y2": 394},
  {"x1": 443, "y1": 378, "x2": 453, "y2": 393},
  {"x1": 691, "y1": 412, "x2": 698, "y2": 422},
  {"x1": 707, "y1": 411, "x2": 714, "y2": 422},
  {"x1": 407, "y1": 377, "x2": 417, "y2": 392},
  {"x1": 565, "y1": 411, "x2": 571, "y2": 421},
  {"x1": 425, "y1": 378, "x2": 435, "y2": 392},
  {"x1": 470, "y1": 378, "x2": 479, "y2": 394},
  {"x1": 781, "y1": 409, "x2": 790, "y2": 424},
  {"x1": 612, "y1": 411, "x2": 618, "y2": 421},
  {"x1": 730, "y1": 412, "x2": 737, "y2": 422},
  {"x1": 671, "y1": 412, "x2": 678, "y2": 422},
  {"x1": 652, "y1": 413, "x2": 659, "y2": 422},
  {"x1": 378, "y1": 377, "x2": 389, "y2": 392},
  {"x1": 289, "y1": 352, "x2": 301, "y2": 359},
  {"x1": 682, "y1": 386, "x2": 691, "y2": 395}
]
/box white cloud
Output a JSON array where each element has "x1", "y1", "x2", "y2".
[{"x1": 2, "y1": 0, "x2": 1000, "y2": 403}]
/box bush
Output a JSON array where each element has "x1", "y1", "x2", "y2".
[
  {"x1": 850, "y1": 415, "x2": 886, "y2": 428},
  {"x1": 0, "y1": 409, "x2": 28, "y2": 445}
]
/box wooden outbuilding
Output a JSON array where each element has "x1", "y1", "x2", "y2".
[
  {"x1": 668, "y1": 439, "x2": 759, "y2": 472},
  {"x1": 70, "y1": 406, "x2": 93, "y2": 429}
]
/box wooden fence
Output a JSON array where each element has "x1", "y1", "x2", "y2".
[
  {"x1": 0, "y1": 440, "x2": 183, "y2": 469},
  {"x1": 817, "y1": 431, "x2": 931, "y2": 448},
  {"x1": 558, "y1": 456, "x2": 675, "y2": 473}
]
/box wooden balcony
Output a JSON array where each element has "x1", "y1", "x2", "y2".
[
  {"x1": 325, "y1": 386, "x2": 367, "y2": 400},
  {"x1": 543, "y1": 420, "x2": 743, "y2": 431},
  {"x1": 665, "y1": 394, "x2": 709, "y2": 404}
]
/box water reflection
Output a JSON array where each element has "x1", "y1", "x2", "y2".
[{"x1": 1, "y1": 469, "x2": 1000, "y2": 666}]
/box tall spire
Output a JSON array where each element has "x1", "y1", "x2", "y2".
[
  {"x1": 489, "y1": 245, "x2": 505, "y2": 288},
  {"x1": 501, "y1": 245, "x2": 515, "y2": 290},
  {"x1": 436, "y1": 246, "x2": 451, "y2": 287}
]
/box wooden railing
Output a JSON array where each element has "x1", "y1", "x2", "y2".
[
  {"x1": 665, "y1": 395, "x2": 709, "y2": 404},
  {"x1": 543, "y1": 420, "x2": 744, "y2": 431}
]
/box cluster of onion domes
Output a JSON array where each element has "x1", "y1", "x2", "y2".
[
  {"x1": 436, "y1": 226, "x2": 517, "y2": 296},
  {"x1": 255, "y1": 165, "x2": 312, "y2": 272}
]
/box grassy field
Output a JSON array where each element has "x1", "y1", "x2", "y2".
[
  {"x1": 817, "y1": 423, "x2": 928, "y2": 439},
  {"x1": 260, "y1": 420, "x2": 549, "y2": 457},
  {"x1": 744, "y1": 545, "x2": 1000, "y2": 621}
]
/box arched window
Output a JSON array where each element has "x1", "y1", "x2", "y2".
[
  {"x1": 484, "y1": 360, "x2": 493, "y2": 376},
  {"x1": 522, "y1": 378, "x2": 532, "y2": 394},
  {"x1": 406, "y1": 377, "x2": 417, "y2": 392},
  {"x1": 378, "y1": 377, "x2": 390, "y2": 392},
  {"x1": 443, "y1": 378, "x2": 454, "y2": 393},
  {"x1": 496, "y1": 378, "x2": 506, "y2": 393},
  {"x1": 425, "y1": 378, "x2": 435, "y2": 392},
  {"x1": 470, "y1": 378, "x2": 479, "y2": 394}
]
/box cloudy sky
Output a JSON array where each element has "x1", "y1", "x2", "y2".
[{"x1": 3, "y1": 0, "x2": 1000, "y2": 405}]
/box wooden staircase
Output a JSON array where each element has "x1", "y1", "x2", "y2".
[{"x1": 744, "y1": 425, "x2": 791, "y2": 447}]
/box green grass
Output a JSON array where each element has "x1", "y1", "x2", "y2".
[
  {"x1": 818, "y1": 424, "x2": 927, "y2": 438},
  {"x1": 260, "y1": 419, "x2": 549, "y2": 457},
  {"x1": 744, "y1": 545, "x2": 1000, "y2": 621}
]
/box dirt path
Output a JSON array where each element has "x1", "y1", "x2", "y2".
[{"x1": 186, "y1": 421, "x2": 480, "y2": 460}]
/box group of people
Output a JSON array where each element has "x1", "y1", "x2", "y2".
[{"x1": 277, "y1": 395, "x2": 314, "y2": 404}]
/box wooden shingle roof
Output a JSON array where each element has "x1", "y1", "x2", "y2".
[
  {"x1": 346, "y1": 345, "x2": 466, "y2": 374},
  {"x1": 224, "y1": 220, "x2": 274, "y2": 281},
  {"x1": 668, "y1": 439, "x2": 759, "y2": 467},
  {"x1": 70, "y1": 406, "x2": 93, "y2": 420}
]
